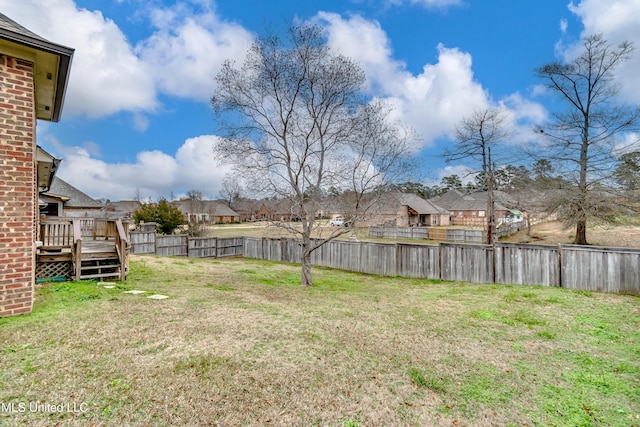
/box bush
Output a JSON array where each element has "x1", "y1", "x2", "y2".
[{"x1": 133, "y1": 198, "x2": 185, "y2": 234}]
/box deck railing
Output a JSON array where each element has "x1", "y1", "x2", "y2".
[
  {"x1": 115, "y1": 219, "x2": 129, "y2": 281},
  {"x1": 72, "y1": 218, "x2": 82, "y2": 279},
  {"x1": 39, "y1": 220, "x2": 74, "y2": 248},
  {"x1": 38, "y1": 217, "x2": 130, "y2": 280}
]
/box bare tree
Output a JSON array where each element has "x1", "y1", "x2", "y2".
[
  {"x1": 211, "y1": 25, "x2": 414, "y2": 285},
  {"x1": 219, "y1": 176, "x2": 242, "y2": 209},
  {"x1": 131, "y1": 188, "x2": 150, "y2": 203},
  {"x1": 445, "y1": 108, "x2": 510, "y2": 243},
  {"x1": 535, "y1": 34, "x2": 640, "y2": 245},
  {"x1": 445, "y1": 108, "x2": 510, "y2": 183},
  {"x1": 185, "y1": 190, "x2": 204, "y2": 224}
]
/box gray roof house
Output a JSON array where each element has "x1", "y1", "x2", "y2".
[
  {"x1": 364, "y1": 192, "x2": 450, "y2": 227},
  {"x1": 40, "y1": 176, "x2": 103, "y2": 217},
  {"x1": 174, "y1": 199, "x2": 240, "y2": 224},
  {"x1": 105, "y1": 200, "x2": 142, "y2": 218},
  {"x1": 429, "y1": 189, "x2": 523, "y2": 225}
]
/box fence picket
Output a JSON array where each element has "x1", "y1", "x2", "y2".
[{"x1": 129, "y1": 231, "x2": 640, "y2": 294}]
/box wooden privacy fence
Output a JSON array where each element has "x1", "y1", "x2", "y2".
[
  {"x1": 130, "y1": 231, "x2": 156, "y2": 254},
  {"x1": 129, "y1": 231, "x2": 243, "y2": 258},
  {"x1": 370, "y1": 223, "x2": 526, "y2": 243},
  {"x1": 560, "y1": 245, "x2": 640, "y2": 294},
  {"x1": 129, "y1": 229, "x2": 639, "y2": 294},
  {"x1": 157, "y1": 235, "x2": 188, "y2": 257},
  {"x1": 369, "y1": 227, "x2": 429, "y2": 240},
  {"x1": 243, "y1": 238, "x2": 640, "y2": 294}
]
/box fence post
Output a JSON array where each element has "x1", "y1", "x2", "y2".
[
  {"x1": 491, "y1": 242, "x2": 497, "y2": 285},
  {"x1": 557, "y1": 244, "x2": 563, "y2": 288},
  {"x1": 438, "y1": 242, "x2": 443, "y2": 281}
]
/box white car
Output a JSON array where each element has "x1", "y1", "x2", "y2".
[{"x1": 330, "y1": 217, "x2": 347, "y2": 226}]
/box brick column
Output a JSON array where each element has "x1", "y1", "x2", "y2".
[{"x1": 0, "y1": 54, "x2": 36, "y2": 317}]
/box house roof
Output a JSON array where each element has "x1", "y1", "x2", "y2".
[
  {"x1": 106, "y1": 200, "x2": 142, "y2": 213},
  {"x1": 429, "y1": 190, "x2": 514, "y2": 212},
  {"x1": 232, "y1": 198, "x2": 260, "y2": 214},
  {"x1": 399, "y1": 192, "x2": 449, "y2": 214},
  {"x1": 43, "y1": 176, "x2": 102, "y2": 208},
  {"x1": 174, "y1": 200, "x2": 239, "y2": 217},
  {"x1": 373, "y1": 192, "x2": 448, "y2": 215},
  {"x1": 0, "y1": 13, "x2": 74, "y2": 122},
  {"x1": 36, "y1": 146, "x2": 61, "y2": 192}
]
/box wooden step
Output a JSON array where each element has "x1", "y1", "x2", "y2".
[
  {"x1": 81, "y1": 252, "x2": 118, "y2": 261},
  {"x1": 74, "y1": 240, "x2": 126, "y2": 281},
  {"x1": 81, "y1": 265, "x2": 119, "y2": 272},
  {"x1": 80, "y1": 272, "x2": 121, "y2": 280}
]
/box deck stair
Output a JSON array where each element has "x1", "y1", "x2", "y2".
[
  {"x1": 78, "y1": 240, "x2": 122, "y2": 280},
  {"x1": 37, "y1": 218, "x2": 130, "y2": 282}
]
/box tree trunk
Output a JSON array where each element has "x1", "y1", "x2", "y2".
[
  {"x1": 301, "y1": 252, "x2": 313, "y2": 286},
  {"x1": 301, "y1": 223, "x2": 313, "y2": 286},
  {"x1": 486, "y1": 162, "x2": 494, "y2": 244},
  {"x1": 574, "y1": 220, "x2": 588, "y2": 245},
  {"x1": 575, "y1": 120, "x2": 589, "y2": 246}
]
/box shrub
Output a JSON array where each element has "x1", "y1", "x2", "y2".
[{"x1": 133, "y1": 198, "x2": 185, "y2": 234}]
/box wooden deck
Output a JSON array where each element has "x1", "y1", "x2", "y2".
[
  {"x1": 82, "y1": 239, "x2": 118, "y2": 253},
  {"x1": 36, "y1": 218, "x2": 129, "y2": 281}
]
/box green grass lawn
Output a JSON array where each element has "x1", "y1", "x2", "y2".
[{"x1": 1, "y1": 255, "x2": 638, "y2": 426}]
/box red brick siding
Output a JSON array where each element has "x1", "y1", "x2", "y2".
[{"x1": 0, "y1": 55, "x2": 36, "y2": 317}]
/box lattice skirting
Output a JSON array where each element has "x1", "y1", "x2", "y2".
[{"x1": 36, "y1": 261, "x2": 73, "y2": 280}]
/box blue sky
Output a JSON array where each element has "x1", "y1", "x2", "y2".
[{"x1": 2, "y1": 0, "x2": 639, "y2": 201}]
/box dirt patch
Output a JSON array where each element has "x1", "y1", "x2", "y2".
[{"x1": 502, "y1": 220, "x2": 640, "y2": 248}]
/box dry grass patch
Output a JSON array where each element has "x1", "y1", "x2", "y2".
[{"x1": 1, "y1": 255, "x2": 638, "y2": 426}]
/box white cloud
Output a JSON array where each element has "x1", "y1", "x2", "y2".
[
  {"x1": 315, "y1": 12, "x2": 490, "y2": 148},
  {"x1": 132, "y1": 113, "x2": 150, "y2": 132},
  {"x1": 0, "y1": 0, "x2": 254, "y2": 120},
  {"x1": 425, "y1": 164, "x2": 476, "y2": 187},
  {"x1": 47, "y1": 135, "x2": 232, "y2": 201},
  {"x1": 498, "y1": 93, "x2": 548, "y2": 145},
  {"x1": 569, "y1": 0, "x2": 640, "y2": 103},
  {"x1": 612, "y1": 132, "x2": 640, "y2": 157},
  {"x1": 560, "y1": 17, "x2": 568, "y2": 34},
  {"x1": 136, "y1": 2, "x2": 254, "y2": 100},
  {"x1": 0, "y1": 0, "x2": 158, "y2": 119}
]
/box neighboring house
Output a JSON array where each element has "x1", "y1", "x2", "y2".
[
  {"x1": 429, "y1": 189, "x2": 524, "y2": 226},
  {"x1": 362, "y1": 192, "x2": 450, "y2": 227},
  {"x1": 232, "y1": 197, "x2": 261, "y2": 222},
  {"x1": 174, "y1": 199, "x2": 240, "y2": 224},
  {"x1": 105, "y1": 200, "x2": 142, "y2": 220},
  {"x1": 40, "y1": 176, "x2": 103, "y2": 217},
  {"x1": 255, "y1": 199, "x2": 299, "y2": 222},
  {"x1": 0, "y1": 13, "x2": 74, "y2": 317}
]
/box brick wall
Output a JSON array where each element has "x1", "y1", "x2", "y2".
[{"x1": 0, "y1": 54, "x2": 36, "y2": 317}]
